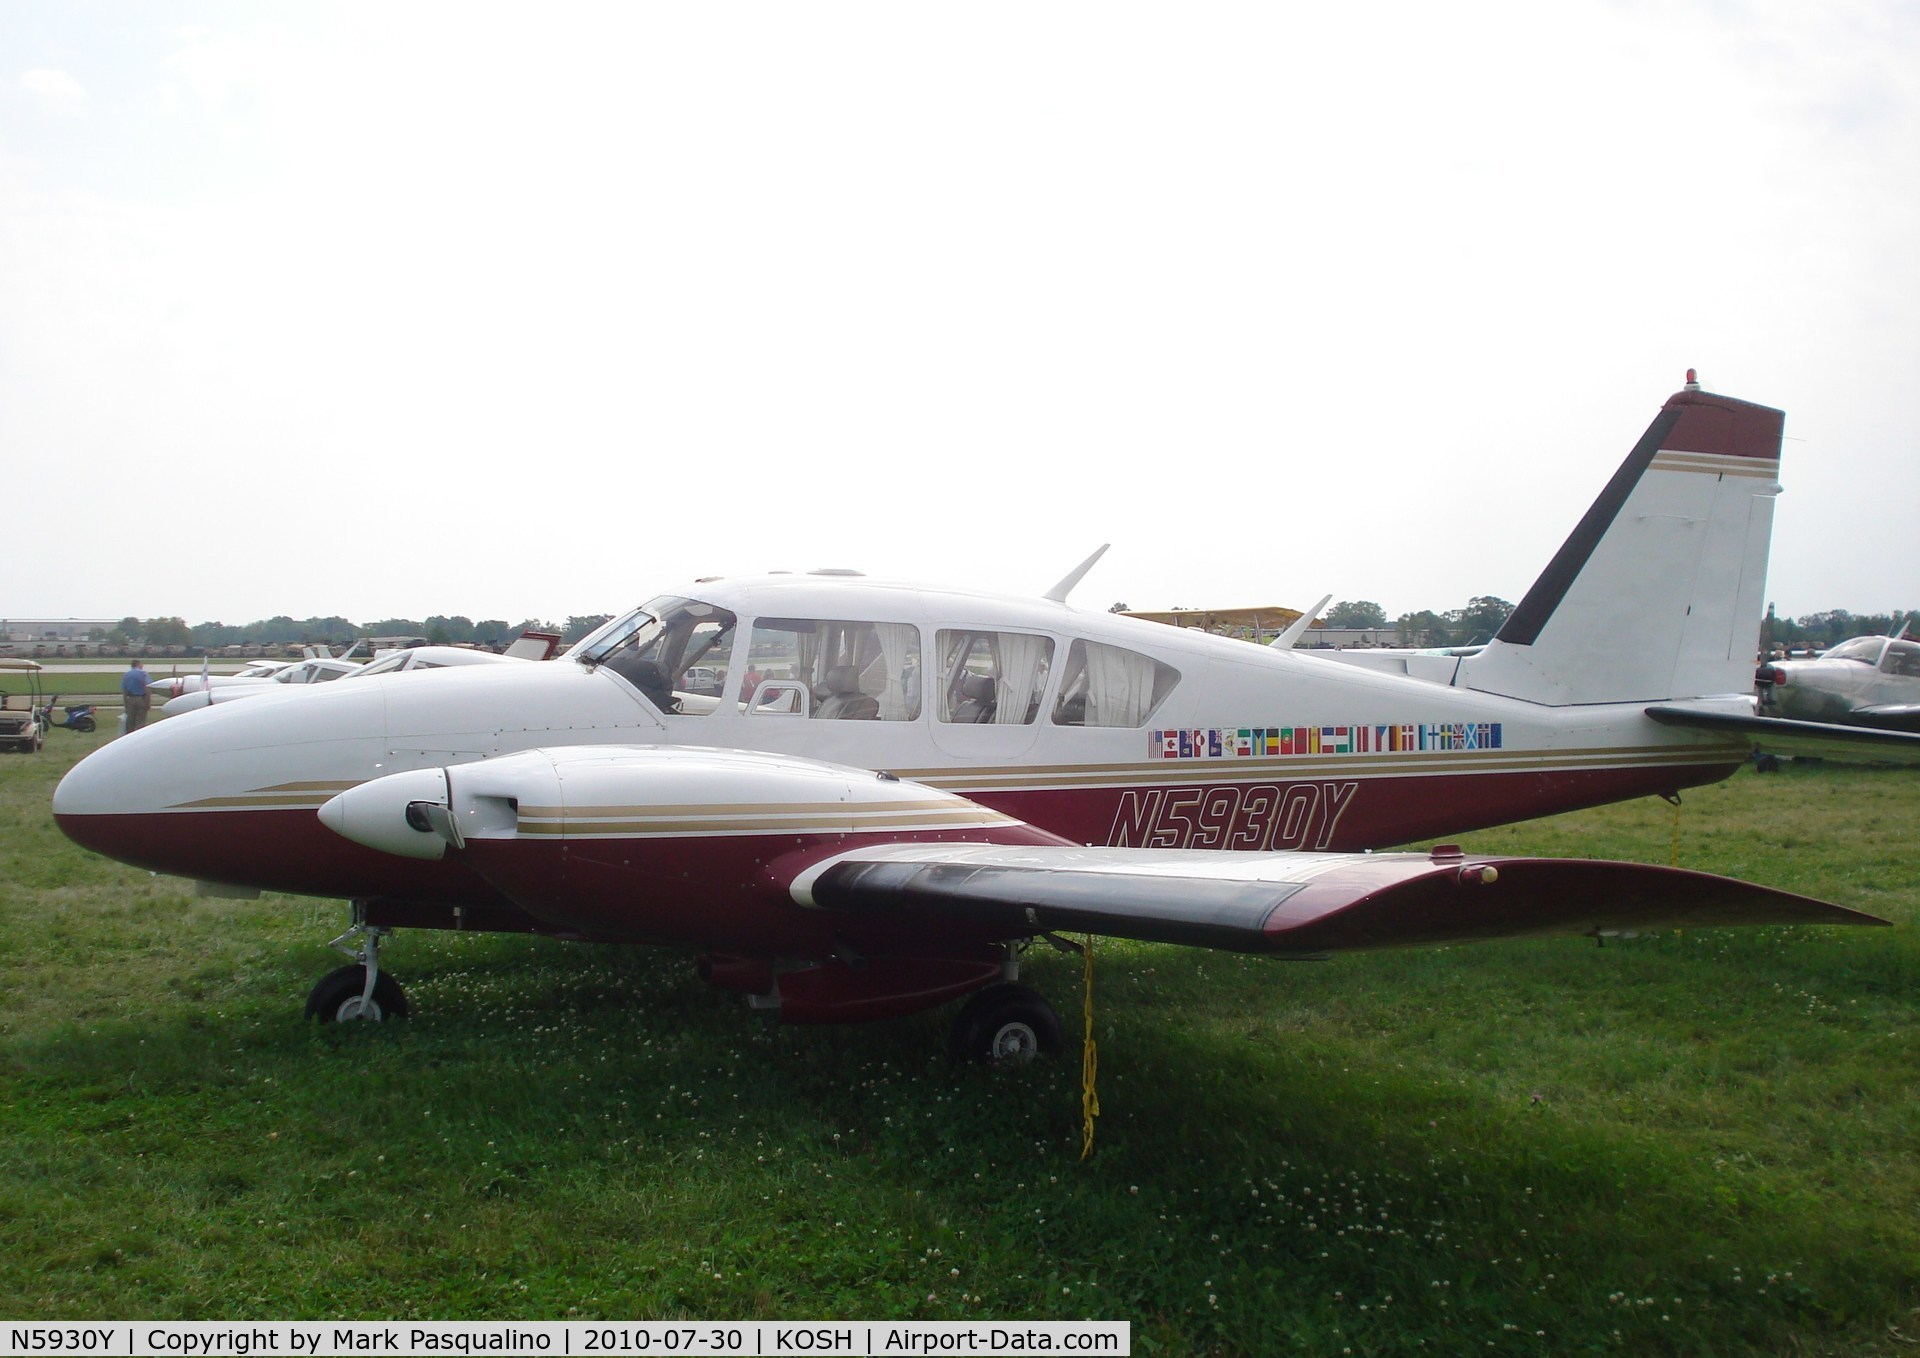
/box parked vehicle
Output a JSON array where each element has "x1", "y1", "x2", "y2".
[
  {"x1": 42, "y1": 698, "x2": 98, "y2": 734},
  {"x1": 0, "y1": 659, "x2": 46, "y2": 752}
]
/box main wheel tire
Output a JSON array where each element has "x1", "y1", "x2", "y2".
[
  {"x1": 304, "y1": 964, "x2": 409, "y2": 1023},
  {"x1": 75, "y1": 716, "x2": 96, "y2": 733},
  {"x1": 949, "y1": 983, "x2": 1063, "y2": 1064}
]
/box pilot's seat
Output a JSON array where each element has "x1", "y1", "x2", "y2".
[
  {"x1": 624, "y1": 659, "x2": 681, "y2": 713},
  {"x1": 815, "y1": 666, "x2": 879, "y2": 720},
  {"x1": 951, "y1": 673, "x2": 996, "y2": 723}
]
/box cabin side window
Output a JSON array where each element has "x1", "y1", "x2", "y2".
[
  {"x1": 1884, "y1": 640, "x2": 1920, "y2": 677},
  {"x1": 746, "y1": 618, "x2": 921, "y2": 720},
  {"x1": 1050, "y1": 640, "x2": 1181, "y2": 727},
  {"x1": 936, "y1": 630, "x2": 1054, "y2": 725},
  {"x1": 579, "y1": 596, "x2": 738, "y2": 716}
]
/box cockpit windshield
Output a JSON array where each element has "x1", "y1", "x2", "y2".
[
  {"x1": 1824, "y1": 637, "x2": 1885, "y2": 664},
  {"x1": 356, "y1": 651, "x2": 416, "y2": 676},
  {"x1": 575, "y1": 596, "x2": 738, "y2": 714}
]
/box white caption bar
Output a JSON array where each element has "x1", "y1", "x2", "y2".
[{"x1": 1, "y1": 1322, "x2": 1129, "y2": 1357}]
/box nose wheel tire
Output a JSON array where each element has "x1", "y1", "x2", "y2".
[
  {"x1": 305, "y1": 964, "x2": 409, "y2": 1023},
  {"x1": 949, "y1": 983, "x2": 1063, "y2": 1064}
]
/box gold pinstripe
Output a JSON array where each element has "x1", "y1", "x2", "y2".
[
  {"x1": 168, "y1": 780, "x2": 358, "y2": 811},
  {"x1": 517, "y1": 805, "x2": 1017, "y2": 837},
  {"x1": 513, "y1": 797, "x2": 968, "y2": 819},
  {"x1": 888, "y1": 742, "x2": 1742, "y2": 791},
  {"x1": 1651, "y1": 451, "x2": 1780, "y2": 479},
  {"x1": 156, "y1": 743, "x2": 1742, "y2": 817}
]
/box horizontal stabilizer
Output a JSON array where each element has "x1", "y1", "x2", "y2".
[
  {"x1": 794, "y1": 844, "x2": 1884, "y2": 956},
  {"x1": 1648, "y1": 704, "x2": 1920, "y2": 765}
]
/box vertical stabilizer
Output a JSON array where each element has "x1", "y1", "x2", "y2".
[{"x1": 1455, "y1": 383, "x2": 1784, "y2": 705}]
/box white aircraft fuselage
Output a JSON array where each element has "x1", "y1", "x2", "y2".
[{"x1": 56, "y1": 576, "x2": 1743, "y2": 930}]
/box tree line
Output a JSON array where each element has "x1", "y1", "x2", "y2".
[
  {"x1": 63, "y1": 601, "x2": 1920, "y2": 657},
  {"x1": 93, "y1": 613, "x2": 619, "y2": 652},
  {"x1": 1317, "y1": 599, "x2": 1916, "y2": 651}
]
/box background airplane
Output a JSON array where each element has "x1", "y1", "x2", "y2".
[
  {"x1": 158, "y1": 654, "x2": 364, "y2": 714},
  {"x1": 160, "y1": 645, "x2": 525, "y2": 715},
  {"x1": 147, "y1": 656, "x2": 300, "y2": 703},
  {"x1": 1756, "y1": 631, "x2": 1920, "y2": 731},
  {"x1": 52, "y1": 379, "x2": 1890, "y2": 1057}
]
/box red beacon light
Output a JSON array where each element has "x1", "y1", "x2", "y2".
[{"x1": 1684, "y1": 368, "x2": 1701, "y2": 391}]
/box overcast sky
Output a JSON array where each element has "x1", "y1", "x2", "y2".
[{"x1": 3, "y1": 1, "x2": 1916, "y2": 629}]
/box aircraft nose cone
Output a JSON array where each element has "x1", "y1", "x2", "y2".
[
  {"x1": 52, "y1": 743, "x2": 119, "y2": 837},
  {"x1": 54, "y1": 681, "x2": 393, "y2": 882},
  {"x1": 52, "y1": 723, "x2": 187, "y2": 863}
]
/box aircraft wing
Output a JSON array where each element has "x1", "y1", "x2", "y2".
[
  {"x1": 1647, "y1": 703, "x2": 1920, "y2": 765},
  {"x1": 318, "y1": 744, "x2": 1884, "y2": 958},
  {"x1": 791, "y1": 843, "x2": 1885, "y2": 955},
  {"x1": 1849, "y1": 704, "x2": 1920, "y2": 733}
]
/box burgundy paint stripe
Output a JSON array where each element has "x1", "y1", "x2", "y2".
[{"x1": 1660, "y1": 389, "x2": 1786, "y2": 460}]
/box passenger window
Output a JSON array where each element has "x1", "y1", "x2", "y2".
[
  {"x1": 937, "y1": 630, "x2": 1054, "y2": 725},
  {"x1": 1886, "y1": 641, "x2": 1920, "y2": 678},
  {"x1": 1051, "y1": 640, "x2": 1180, "y2": 727},
  {"x1": 746, "y1": 618, "x2": 921, "y2": 720}
]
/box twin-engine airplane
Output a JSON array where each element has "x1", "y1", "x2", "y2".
[{"x1": 53, "y1": 380, "x2": 1891, "y2": 1058}]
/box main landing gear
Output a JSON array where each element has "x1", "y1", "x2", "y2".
[
  {"x1": 949, "y1": 983, "x2": 1064, "y2": 1064},
  {"x1": 306, "y1": 910, "x2": 409, "y2": 1023}
]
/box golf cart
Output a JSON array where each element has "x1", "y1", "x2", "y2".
[{"x1": 0, "y1": 658, "x2": 45, "y2": 753}]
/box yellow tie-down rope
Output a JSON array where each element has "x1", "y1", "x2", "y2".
[
  {"x1": 1079, "y1": 935, "x2": 1099, "y2": 1161},
  {"x1": 1670, "y1": 794, "x2": 1684, "y2": 938}
]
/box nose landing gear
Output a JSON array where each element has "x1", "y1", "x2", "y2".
[{"x1": 306, "y1": 909, "x2": 409, "y2": 1022}]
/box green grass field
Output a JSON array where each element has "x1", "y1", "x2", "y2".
[{"x1": 2, "y1": 734, "x2": 1916, "y2": 1354}]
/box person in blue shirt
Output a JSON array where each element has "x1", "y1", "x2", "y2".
[{"x1": 121, "y1": 660, "x2": 151, "y2": 732}]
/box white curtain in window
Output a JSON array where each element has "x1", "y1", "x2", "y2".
[
  {"x1": 796, "y1": 628, "x2": 821, "y2": 688},
  {"x1": 872, "y1": 623, "x2": 917, "y2": 720},
  {"x1": 1085, "y1": 642, "x2": 1158, "y2": 726},
  {"x1": 939, "y1": 632, "x2": 972, "y2": 719},
  {"x1": 994, "y1": 633, "x2": 1051, "y2": 725}
]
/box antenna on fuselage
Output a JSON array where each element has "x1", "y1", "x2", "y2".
[
  {"x1": 1271, "y1": 594, "x2": 1333, "y2": 649},
  {"x1": 1043, "y1": 544, "x2": 1110, "y2": 604}
]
